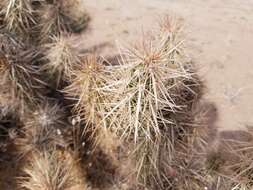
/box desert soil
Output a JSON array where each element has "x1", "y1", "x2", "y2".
[{"x1": 81, "y1": 0, "x2": 253, "y2": 132}]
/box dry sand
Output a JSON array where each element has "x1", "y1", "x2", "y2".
[{"x1": 81, "y1": 0, "x2": 253, "y2": 131}]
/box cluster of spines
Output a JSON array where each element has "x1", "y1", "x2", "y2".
[
  {"x1": 63, "y1": 17, "x2": 207, "y2": 189},
  {"x1": 1, "y1": 1, "x2": 251, "y2": 189},
  {"x1": 0, "y1": 0, "x2": 90, "y2": 189}
]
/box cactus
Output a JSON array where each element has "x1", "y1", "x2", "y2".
[
  {"x1": 20, "y1": 148, "x2": 87, "y2": 190},
  {"x1": 0, "y1": 32, "x2": 45, "y2": 114},
  {"x1": 42, "y1": 35, "x2": 81, "y2": 88},
  {"x1": 38, "y1": 0, "x2": 89, "y2": 42},
  {"x1": 0, "y1": 0, "x2": 37, "y2": 41}
]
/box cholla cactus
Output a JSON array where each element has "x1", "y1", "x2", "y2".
[
  {"x1": 231, "y1": 184, "x2": 250, "y2": 190},
  {"x1": 0, "y1": 33, "x2": 45, "y2": 112},
  {"x1": 20, "y1": 148, "x2": 87, "y2": 190},
  {"x1": 60, "y1": 0, "x2": 90, "y2": 33},
  {"x1": 203, "y1": 129, "x2": 253, "y2": 190},
  {"x1": 38, "y1": 0, "x2": 89, "y2": 42},
  {"x1": 16, "y1": 102, "x2": 87, "y2": 189},
  {"x1": 38, "y1": 2, "x2": 65, "y2": 41},
  {"x1": 64, "y1": 55, "x2": 115, "y2": 138},
  {"x1": 107, "y1": 20, "x2": 197, "y2": 142},
  {"x1": 0, "y1": 0, "x2": 36, "y2": 40},
  {"x1": 43, "y1": 35, "x2": 80, "y2": 88},
  {"x1": 62, "y1": 17, "x2": 203, "y2": 189},
  {"x1": 103, "y1": 17, "x2": 202, "y2": 188},
  {"x1": 15, "y1": 103, "x2": 66, "y2": 157},
  {"x1": 0, "y1": 54, "x2": 15, "y2": 110},
  {"x1": 220, "y1": 138, "x2": 253, "y2": 189}
]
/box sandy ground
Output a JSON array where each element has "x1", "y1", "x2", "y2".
[{"x1": 81, "y1": 0, "x2": 253, "y2": 131}]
